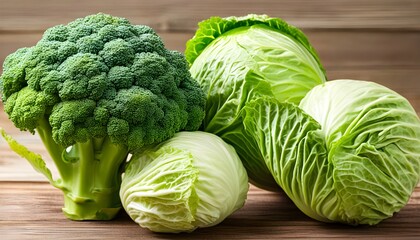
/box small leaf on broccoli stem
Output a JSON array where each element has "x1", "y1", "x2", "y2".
[{"x1": 0, "y1": 127, "x2": 56, "y2": 186}]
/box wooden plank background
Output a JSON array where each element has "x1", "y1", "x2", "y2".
[
  {"x1": 1, "y1": 0, "x2": 420, "y2": 239},
  {"x1": 1, "y1": 0, "x2": 420, "y2": 31}
]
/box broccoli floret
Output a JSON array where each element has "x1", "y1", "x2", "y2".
[{"x1": 0, "y1": 13, "x2": 205, "y2": 220}]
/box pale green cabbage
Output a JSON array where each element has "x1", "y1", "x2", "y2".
[
  {"x1": 119, "y1": 131, "x2": 249, "y2": 233},
  {"x1": 186, "y1": 14, "x2": 326, "y2": 191},
  {"x1": 242, "y1": 79, "x2": 420, "y2": 225}
]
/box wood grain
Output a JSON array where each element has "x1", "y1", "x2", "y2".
[
  {"x1": 1, "y1": 0, "x2": 420, "y2": 31},
  {"x1": 1, "y1": 182, "x2": 420, "y2": 239}
]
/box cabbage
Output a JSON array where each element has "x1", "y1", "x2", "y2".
[
  {"x1": 119, "y1": 131, "x2": 249, "y2": 233},
  {"x1": 242, "y1": 79, "x2": 420, "y2": 225},
  {"x1": 185, "y1": 14, "x2": 326, "y2": 191}
]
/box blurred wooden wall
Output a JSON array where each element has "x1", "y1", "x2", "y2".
[{"x1": 1, "y1": 0, "x2": 420, "y2": 112}]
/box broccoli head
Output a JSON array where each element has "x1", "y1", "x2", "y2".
[{"x1": 0, "y1": 13, "x2": 205, "y2": 220}]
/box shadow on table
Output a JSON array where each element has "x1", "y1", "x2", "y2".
[{"x1": 145, "y1": 189, "x2": 420, "y2": 239}]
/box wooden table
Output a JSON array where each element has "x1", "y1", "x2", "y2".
[
  {"x1": 1, "y1": 181, "x2": 420, "y2": 239},
  {"x1": 1, "y1": 0, "x2": 420, "y2": 239}
]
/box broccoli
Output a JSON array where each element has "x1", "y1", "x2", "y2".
[{"x1": 0, "y1": 13, "x2": 205, "y2": 220}]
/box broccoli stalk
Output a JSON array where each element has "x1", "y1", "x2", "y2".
[
  {"x1": 1, "y1": 121, "x2": 128, "y2": 220},
  {"x1": 37, "y1": 116, "x2": 129, "y2": 220},
  {"x1": 59, "y1": 139, "x2": 128, "y2": 220},
  {"x1": 0, "y1": 13, "x2": 205, "y2": 220}
]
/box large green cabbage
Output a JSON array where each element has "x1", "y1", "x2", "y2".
[
  {"x1": 243, "y1": 79, "x2": 420, "y2": 225},
  {"x1": 186, "y1": 14, "x2": 326, "y2": 191},
  {"x1": 119, "y1": 131, "x2": 248, "y2": 233}
]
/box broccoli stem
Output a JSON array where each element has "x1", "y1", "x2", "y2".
[
  {"x1": 73, "y1": 140, "x2": 96, "y2": 199},
  {"x1": 60, "y1": 137, "x2": 129, "y2": 220},
  {"x1": 36, "y1": 117, "x2": 69, "y2": 181},
  {"x1": 35, "y1": 116, "x2": 129, "y2": 220},
  {"x1": 95, "y1": 137, "x2": 129, "y2": 189}
]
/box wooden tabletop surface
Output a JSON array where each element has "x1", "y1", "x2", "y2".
[
  {"x1": 1, "y1": 1, "x2": 420, "y2": 239},
  {"x1": 1, "y1": 181, "x2": 420, "y2": 239}
]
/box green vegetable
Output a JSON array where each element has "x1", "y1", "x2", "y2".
[
  {"x1": 243, "y1": 79, "x2": 420, "y2": 225},
  {"x1": 120, "y1": 131, "x2": 249, "y2": 233},
  {"x1": 185, "y1": 14, "x2": 326, "y2": 191},
  {"x1": 0, "y1": 13, "x2": 205, "y2": 220}
]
